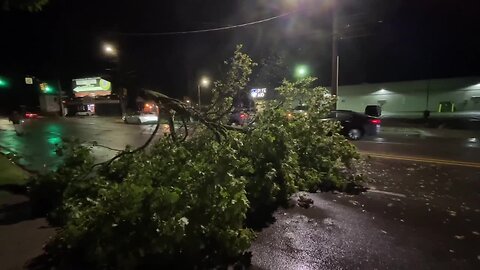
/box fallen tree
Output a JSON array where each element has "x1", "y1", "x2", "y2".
[{"x1": 28, "y1": 45, "x2": 359, "y2": 269}]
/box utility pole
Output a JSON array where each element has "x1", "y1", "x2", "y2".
[
  {"x1": 331, "y1": 4, "x2": 339, "y2": 105},
  {"x1": 197, "y1": 77, "x2": 210, "y2": 111},
  {"x1": 56, "y1": 80, "x2": 65, "y2": 117},
  {"x1": 197, "y1": 84, "x2": 202, "y2": 110}
]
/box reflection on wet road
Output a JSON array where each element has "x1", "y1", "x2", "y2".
[
  {"x1": 0, "y1": 117, "x2": 165, "y2": 172},
  {"x1": 1, "y1": 117, "x2": 479, "y2": 172},
  {"x1": 251, "y1": 158, "x2": 480, "y2": 269},
  {"x1": 355, "y1": 134, "x2": 480, "y2": 164},
  {"x1": 250, "y1": 130, "x2": 480, "y2": 269},
  {"x1": 0, "y1": 121, "x2": 65, "y2": 171}
]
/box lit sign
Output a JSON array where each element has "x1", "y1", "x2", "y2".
[
  {"x1": 251, "y1": 88, "x2": 267, "y2": 99},
  {"x1": 73, "y1": 77, "x2": 111, "y2": 97},
  {"x1": 75, "y1": 78, "x2": 97, "y2": 86}
]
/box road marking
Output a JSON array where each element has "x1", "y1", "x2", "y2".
[
  {"x1": 368, "y1": 189, "x2": 407, "y2": 198},
  {"x1": 361, "y1": 151, "x2": 480, "y2": 169},
  {"x1": 358, "y1": 140, "x2": 414, "y2": 145}
]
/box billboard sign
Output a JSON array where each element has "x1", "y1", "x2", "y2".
[
  {"x1": 25, "y1": 77, "x2": 34, "y2": 85},
  {"x1": 250, "y1": 88, "x2": 267, "y2": 99},
  {"x1": 73, "y1": 77, "x2": 112, "y2": 97}
]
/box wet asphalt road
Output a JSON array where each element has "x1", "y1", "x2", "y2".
[
  {"x1": 250, "y1": 159, "x2": 480, "y2": 269},
  {"x1": 0, "y1": 117, "x2": 479, "y2": 171},
  {"x1": 0, "y1": 117, "x2": 479, "y2": 269},
  {"x1": 356, "y1": 134, "x2": 480, "y2": 164},
  {"x1": 0, "y1": 117, "x2": 168, "y2": 171}
]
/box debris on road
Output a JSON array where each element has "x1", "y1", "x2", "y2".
[
  {"x1": 297, "y1": 195, "x2": 314, "y2": 208},
  {"x1": 447, "y1": 210, "x2": 457, "y2": 217}
]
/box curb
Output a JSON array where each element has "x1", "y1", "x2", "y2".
[{"x1": 0, "y1": 149, "x2": 37, "y2": 176}]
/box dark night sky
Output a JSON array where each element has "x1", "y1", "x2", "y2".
[{"x1": 1, "y1": 0, "x2": 479, "y2": 104}]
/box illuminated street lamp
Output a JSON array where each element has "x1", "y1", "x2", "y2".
[
  {"x1": 103, "y1": 43, "x2": 118, "y2": 57},
  {"x1": 295, "y1": 65, "x2": 309, "y2": 78},
  {"x1": 201, "y1": 77, "x2": 210, "y2": 87},
  {"x1": 198, "y1": 77, "x2": 210, "y2": 109}
]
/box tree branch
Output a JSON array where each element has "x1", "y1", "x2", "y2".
[{"x1": 180, "y1": 117, "x2": 189, "y2": 142}]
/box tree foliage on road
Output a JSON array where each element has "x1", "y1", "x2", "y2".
[{"x1": 29, "y1": 46, "x2": 359, "y2": 269}]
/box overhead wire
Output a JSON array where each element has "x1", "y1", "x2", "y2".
[{"x1": 120, "y1": 10, "x2": 297, "y2": 36}]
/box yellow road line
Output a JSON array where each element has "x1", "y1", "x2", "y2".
[{"x1": 360, "y1": 151, "x2": 480, "y2": 169}]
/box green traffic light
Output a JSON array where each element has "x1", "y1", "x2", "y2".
[
  {"x1": 45, "y1": 85, "x2": 53, "y2": 93},
  {"x1": 0, "y1": 77, "x2": 9, "y2": 88}
]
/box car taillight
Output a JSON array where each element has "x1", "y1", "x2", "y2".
[{"x1": 370, "y1": 119, "x2": 381, "y2": 125}]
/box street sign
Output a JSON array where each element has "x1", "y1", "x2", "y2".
[
  {"x1": 251, "y1": 88, "x2": 267, "y2": 99},
  {"x1": 25, "y1": 77, "x2": 34, "y2": 85}
]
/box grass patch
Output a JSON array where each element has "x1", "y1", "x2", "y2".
[{"x1": 0, "y1": 155, "x2": 28, "y2": 186}]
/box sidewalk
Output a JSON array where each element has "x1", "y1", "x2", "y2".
[
  {"x1": 0, "y1": 155, "x2": 55, "y2": 270},
  {"x1": 0, "y1": 155, "x2": 28, "y2": 188},
  {"x1": 0, "y1": 118, "x2": 13, "y2": 131}
]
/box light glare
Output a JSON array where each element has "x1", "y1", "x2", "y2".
[{"x1": 200, "y1": 77, "x2": 210, "y2": 87}]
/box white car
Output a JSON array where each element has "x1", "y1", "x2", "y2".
[
  {"x1": 124, "y1": 113, "x2": 158, "y2": 124},
  {"x1": 76, "y1": 111, "x2": 94, "y2": 116}
]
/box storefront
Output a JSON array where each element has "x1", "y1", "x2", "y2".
[{"x1": 66, "y1": 77, "x2": 122, "y2": 116}]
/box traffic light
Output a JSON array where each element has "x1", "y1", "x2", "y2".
[
  {"x1": 0, "y1": 76, "x2": 10, "y2": 88},
  {"x1": 40, "y1": 82, "x2": 55, "y2": 94},
  {"x1": 45, "y1": 85, "x2": 53, "y2": 93},
  {"x1": 39, "y1": 82, "x2": 47, "y2": 91}
]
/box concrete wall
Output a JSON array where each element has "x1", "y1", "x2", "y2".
[
  {"x1": 39, "y1": 94, "x2": 60, "y2": 113},
  {"x1": 337, "y1": 77, "x2": 480, "y2": 115}
]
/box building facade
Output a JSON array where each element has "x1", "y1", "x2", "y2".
[{"x1": 337, "y1": 77, "x2": 480, "y2": 116}]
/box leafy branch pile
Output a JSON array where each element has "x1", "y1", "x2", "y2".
[{"x1": 28, "y1": 46, "x2": 359, "y2": 269}]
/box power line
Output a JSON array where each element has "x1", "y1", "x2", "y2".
[{"x1": 120, "y1": 11, "x2": 297, "y2": 36}]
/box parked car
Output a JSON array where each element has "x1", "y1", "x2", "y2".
[
  {"x1": 364, "y1": 105, "x2": 382, "y2": 117},
  {"x1": 229, "y1": 108, "x2": 255, "y2": 126},
  {"x1": 328, "y1": 110, "x2": 381, "y2": 140},
  {"x1": 76, "y1": 110, "x2": 94, "y2": 116},
  {"x1": 18, "y1": 106, "x2": 40, "y2": 120},
  {"x1": 124, "y1": 112, "x2": 158, "y2": 124},
  {"x1": 287, "y1": 106, "x2": 381, "y2": 140},
  {"x1": 287, "y1": 105, "x2": 308, "y2": 119},
  {"x1": 24, "y1": 112, "x2": 39, "y2": 119}
]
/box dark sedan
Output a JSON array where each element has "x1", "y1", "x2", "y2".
[
  {"x1": 229, "y1": 108, "x2": 255, "y2": 126},
  {"x1": 328, "y1": 110, "x2": 381, "y2": 140}
]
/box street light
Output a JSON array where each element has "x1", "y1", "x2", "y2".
[
  {"x1": 198, "y1": 77, "x2": 210, "y2": 109},
  {"x1": 201, "y1": 77, "x2": 210, "y2": 87},
  {"x1": 295, "y1": 65, "x2": 309, "y2": 78},
  {"x1": 103, "y1": 43, "x2": 117, "y2": 56}
]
